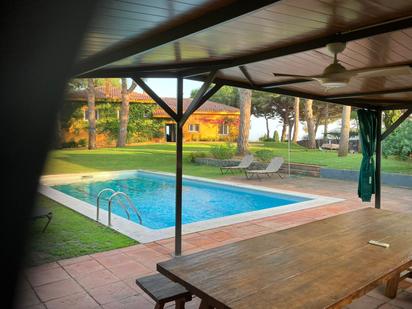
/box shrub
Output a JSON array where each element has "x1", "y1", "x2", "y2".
[
  {"x1": 259, "y1": 135, "x2": 275, "y2": 142},
  {"x1": 61, "y1": 139, "x2": 78, "y2": 148},
  {"x1": 77, "y1": 139, "x2": 87, "y2": 147},
  {"x1": 382, "y1": 120, "x2": 412, "y2": 160},
  {"x1": 210, "y1": 143, "x2": 236, "y2": 160},
  {"x1": 254, "y1": 149, "x2": 275, "y2": 162},
  {"x1": 188, "y1": 151, "x2": 208, "y2": 163}
]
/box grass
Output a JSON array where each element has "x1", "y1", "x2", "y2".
[
  {"x1": 43, "y1": 142, "x2": 412, "y2": 176},
  {"x1": 28, "y1": 195, "x2": 136, "y2": 266}
]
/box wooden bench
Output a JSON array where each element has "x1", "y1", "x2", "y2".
[{"x1": 136, "y1": 274, "x2": 192, "y2": 309}]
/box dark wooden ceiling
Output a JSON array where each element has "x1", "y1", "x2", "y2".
[{"x1": 75, "y1": 0, "x2": 412, "y2": 110}]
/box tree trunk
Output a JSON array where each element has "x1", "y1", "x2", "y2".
[
  {"x1": 265, "y1": 117, "x2": 270, "y2": 139},
  {"x1": 117, "y1": 78, "x2": 138, "y2": 147},
  {"x1": 338, "y1": 105, "x2": 351, "y2": 157},
  {"x1": 87, "y1": 78, "x2": 96, "y2": 150},
  {"x1": 304, "y1": 99, "x2": 316, "y2": 149},
  {"x1": 314, "y1": 113, "x2": 321, "y2": 137},
  {"x1": 236, "y1": 88, "x2": 252, "y2": 155},
  {"x1": 323, "y1": 103, "x2": 329, "y2": 144},
  {"x1": 281, "y1": 121, "x2": 287, "y2": 142},
  {"x1": 292, "y1": 97, "x2": 299, "y2": 143},
  {"x1": 117, "y1": 78, "x2": 129, "y2": 147}
]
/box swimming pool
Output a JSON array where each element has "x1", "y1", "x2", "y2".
[
  {"x1": 52, "y1": 171, "x2": 310, "y2": 229},
  {"x1": 40, "y1": 170, "x2": 343, "y2": 242}
]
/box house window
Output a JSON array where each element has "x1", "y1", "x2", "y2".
[
  {"x1": 84, "y1": 110, "x2": 100, "y2": 120},
  {"x1": 219, "y1": 124, "x2": 229, "y2": 135},
  {"x1": 188, "y1": 124, "x2": 200, "y2": 132}
]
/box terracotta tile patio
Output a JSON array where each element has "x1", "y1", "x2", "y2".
[{"x1": 17, "y1": 176, "x2": 412, "y2": 308}]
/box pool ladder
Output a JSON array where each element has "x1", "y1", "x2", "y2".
[{"x1": 96, "y1": 188, "x2": 142, "y2": 226}]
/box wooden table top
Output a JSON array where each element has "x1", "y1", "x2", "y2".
[{"x1": 158, "y1": 208, "x2": 412, "y2": 309}]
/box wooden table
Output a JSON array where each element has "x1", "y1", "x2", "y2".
[{"x1": 158, "y1": 208, "x2": 412, "y2": 308}]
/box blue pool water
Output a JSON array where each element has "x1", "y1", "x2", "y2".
[{"x1": 52, "y1": 172, "x2": 310, "y2": 229}]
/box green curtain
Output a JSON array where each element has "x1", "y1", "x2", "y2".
[{"x1": 357, "y1": 109, "x2": 378, "y2": 202}]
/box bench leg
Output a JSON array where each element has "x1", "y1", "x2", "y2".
[
  {"x1": 154, "y1": 303, "x2": 164, "y2": 309},
  {"x1": 385, "y1": 272, "x2": 400, "y2": 299}
]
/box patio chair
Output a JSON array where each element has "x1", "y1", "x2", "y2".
[
  {"x1": 32, "y1": 207, "x2": 53, "y2": 232},
  {"x1": 245, "y1": 157, "x2": 284, "y2": 180},
  {"x1": 220, "y1": 154, "x2": 254, "y2": 175}
]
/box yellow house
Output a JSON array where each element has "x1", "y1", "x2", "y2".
[
  {"x1": 62, "y1": 86, "x2": 239, "y2": 147},
  {"x1": 154, "y1": 98, "x2": 239, "y2": 142}
]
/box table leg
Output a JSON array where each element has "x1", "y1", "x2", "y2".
[
  {"x1": 175, "y1": 299, "x2": 185, "y2": 309},
  {"x1": 385, "y1": 272, "x2": 400, "y2": 299},
  {"x1": 199, "y1": 299, "x2": 214, "y2": 309}
]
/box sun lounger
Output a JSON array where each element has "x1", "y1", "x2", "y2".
[
  {"x1": 220, "y1": 154, "x2": 254, "y2": 175},
  {"x1": 32, "y1": 207, "x2": 53, "y2": 232},
  {"x1": 245, "y1": 157, "x2": 284, "y2": 179}
]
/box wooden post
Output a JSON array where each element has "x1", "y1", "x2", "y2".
[
  {"x1": 175, "y1": 77, "x2": 184, "y2": 256},
  {"x1": 375, "y1": 110, "x2": 382, "y2": 209}
]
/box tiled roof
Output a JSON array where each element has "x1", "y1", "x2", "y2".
[
  {"x1": 66, "y1": 87, "x2": 239, "y2": 115},
  {"x1": 66, "y1": 86, "x2": 154, "y2": 102},
  {"x1": 153, "y1": 97, "x2": 239, "y2": 116}
]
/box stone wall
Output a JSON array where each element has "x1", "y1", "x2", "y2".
[{"x1": 320, "y1": 168, "x2": 412, "y2": 188}]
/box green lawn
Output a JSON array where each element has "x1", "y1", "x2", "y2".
[
  {"x1": 43, "y1": 142, "x2": 412, "y2": 176},
  {"x1": 29, "y1": 195, "x2": 136, "y2": 266}
]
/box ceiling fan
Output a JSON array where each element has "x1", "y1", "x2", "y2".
[{"x1": 273, "y1": 42, "x2": 412, "y2": 89}]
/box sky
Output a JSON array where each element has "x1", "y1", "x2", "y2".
[{"x1": 134, "y1": 78, "x2": 339, "y2": 141}]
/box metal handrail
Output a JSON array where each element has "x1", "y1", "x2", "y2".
[
  {"x1": 96, "y1": 188, "x2": 130, "y2": 222},
  {"x1": 107, "y1": 192, "x2": 142, "y2": 226},
  {"x1": 96, "y1": 188, "x2": 115, "y2": 221}
]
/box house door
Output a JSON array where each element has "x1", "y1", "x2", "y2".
[{"x1": 165, "y1": 124, "x2": 176, "y2": 142}]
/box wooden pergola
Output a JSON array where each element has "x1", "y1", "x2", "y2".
[{"x1": 70, "y1": 0, "x2": 412, "y2": 256}]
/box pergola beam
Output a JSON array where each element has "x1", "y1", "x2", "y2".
[
  {"x1": 180, "y1": 71, "x2": 219, "y2": 125},
  {"x1": 132, "y1": 77, "x2": 178, "y2": 122},
  {"x1": 239, "y1": 66, "x2": 256, "y2": 87},
  {"x1": 73, "y1": 0, "x2": 280, "y2": 76},
  {"x1": 325, "y1": 87, "x2": 412, "y2": 100},
  {"x1": 381, "y1": 108, "x2": 412, "y2": 140},
  {"x1": 192, "y1": 75, "x2": 412, "y2": 110},
  {"x1": 195, "y1": 76, "x2": 379, "y2": 109},
  {"x1": 77, "y1": 61, "x2": 229, "y2": 78},
  {"x1": 335, "y1": 99, "x2": 412, "y2": 110},
  {"x1": 180, "y1": 83, "x2": 223, "y2": 125}
]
